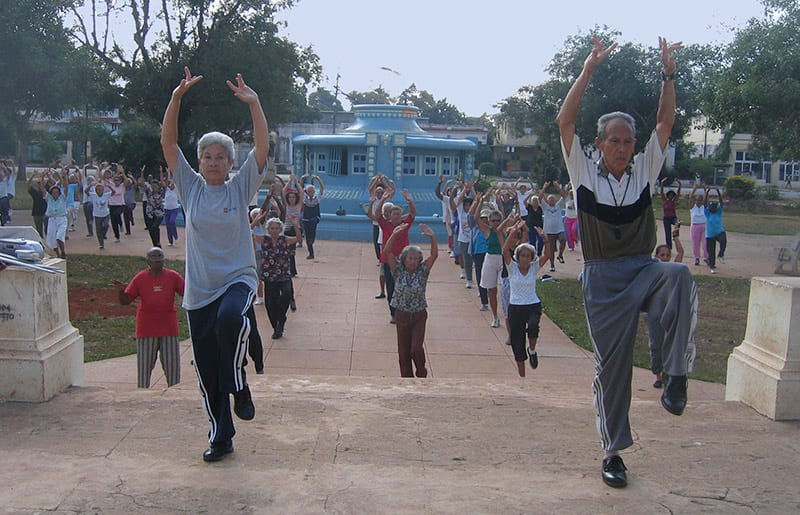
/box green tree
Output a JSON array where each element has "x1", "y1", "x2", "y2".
[
  {"x1": 92, "y1": 118, "x2": 164, "y2": 173},
  {"x1": 345, "y1": 86, "x2": 392, "y2": 105},
  {"x1": 73, "y1": 0, "x2": 322, "y2": 163},
  {"x1": 703, "y1": 0, "x2": 800, "y2": 159},
  {"x1": 308, "y1": 87, "x2": 343, "y2": 112},
  {"x1": 497, "y1": 28, "x2": 715, "y2": 179},
  {"x1": 397, "y1": 84, "x2": 436, "y2": 113},
  {"x1": 0, "y1": 0, "x2": 102, "y2": 173},
  {"x1": 428, "y1": 99, "x2": 465, "y2": 125}
]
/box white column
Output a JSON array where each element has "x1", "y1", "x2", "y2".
[
  {"x1": 0, "y1": 247, "x2": 84, "y2": 402},
  {"x1": 726, "y1": 277, "x2": 800, "y2": 420}
]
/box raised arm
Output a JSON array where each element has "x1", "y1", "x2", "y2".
[
  {"x1": 313, "y1": 174, "x2": 325, "y2": 197},
  {"x1": 448, "y1": 184, "x2": 460, "y2": 213},
  {"x1": 382, "y1": 223, "x2": 409, "y2": 272},
  {"x1": 556, "y1": 35, "x2": 617, "y2": 155},
  {"x1": 401, "y1": 188, "x2": 416, "y2": 219},
  {"x1": 373, "y1": 188, "x2": 393, "y2": 222},
  {"x1": 419, "y1": 223, "x2": 438, "y2": 270},
  {"x1": 655, "y1": 37, "x2": 683, "y2": 151},
  {"x1": 161, "y1": 67, "x2": 204, "y2": 171},
  {"x1": 434, "y1": 175, "x2": 445, "y2": 200},
  {"x1": 539, "y1": 181, "x2": 550, "y2": 202},
  {"x1": 536, "y1": 227, "x2": 551, "y2": 268},
  {"x1": 502, "y1": 219, "x2": 525, "y2": 266},
  {"x1": 688, "y1": 185, "x2": 699, "y2": 208},
  {"x1": 672, "y1": 225, "x2": 684, "y2": 262},
  {"x1": 226, "y1": 73, "x2": 269, "y2": 170}
]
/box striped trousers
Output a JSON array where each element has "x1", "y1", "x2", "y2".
[{"x1": 137, "y1": 336, "x2": 181, "y2": 388}]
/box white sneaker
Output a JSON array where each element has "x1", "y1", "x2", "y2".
[
  {"x1": 491, "y1": 316, "x2": 500, "y2": 328},
  {"x1": 465, "y1": 280, "x2": 473, "y2": 289},
  {"x1": 254, "y1": 297, "x2": 264, "y2": 305},
  {"x1": 718, "y1": 256, "x2": 725, "y2": 264},
  {"x1": 459, "y1": 271, "x2": 465, "y2": 279},
  {"x1": 479, "y1": 304, "x2": 489, "y2": 311},
  {"x1": 710, "y1": 268, "x2": 718, "y2": 274}
]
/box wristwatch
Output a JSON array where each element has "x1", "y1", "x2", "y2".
[{"x1": 661, "y1": 70, "x2": 676, "y2": 82}]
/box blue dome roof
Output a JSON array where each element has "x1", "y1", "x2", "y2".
[{"x1": 343, "y1": 105, "x2": 426, "y2": 134}]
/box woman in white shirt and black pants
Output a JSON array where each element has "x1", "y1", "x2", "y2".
[{"x1": 502, "y1": 217, "x2": 551, "y2": 378}]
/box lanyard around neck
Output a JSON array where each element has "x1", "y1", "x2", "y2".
[{"x1": 605, "y1": 174, "x2": 631, "y2": 208}]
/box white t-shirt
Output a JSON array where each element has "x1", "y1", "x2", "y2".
[
  {"x1": 690, "y1": 204, "x2": 706, "y2": 225},
  {"x1": 509, "y1": 260, "x2": 541, "y2": 305}
]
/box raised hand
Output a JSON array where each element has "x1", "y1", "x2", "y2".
[
  {"x1": 226, "y1": 73, "x2": 259, "y2": 105},
  {"x1": 393, "y1": 223, "x2": 410, "y2": 235},
  {"x1": 659, "y1": 37, "x2": 683, "y2": 75},
  {"x1": 172, "y1": 66, "x2": 203, "y2": 99},
  {"x1": 585, "y1": 35, "x2": 617, "y2": 71},
  {"x1": 419, "y1": 223, "x2": 434, "y2": 237}
]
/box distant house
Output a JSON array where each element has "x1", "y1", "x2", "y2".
[
  {"x1": 684, "y1": 119, "x2": 799, "y2": 185},
  {"x1": 491, "y1": 120, "x2": 538, "y2": 176},
  {"x1": 27, "y1": 109, "x2": 121, "y2": 165}
]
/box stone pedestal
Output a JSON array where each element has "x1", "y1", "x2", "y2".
[
  {"x1": 726, "y1": 277, "x2": 800, "y2": 420},
  {"x1": 0, "y1": 258, "x2": 84, "y2": 402}
]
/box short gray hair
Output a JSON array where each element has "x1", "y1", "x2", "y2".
[
  {"x1": 597, "y1": 112, "x2": 636, "y2": 139},
  {"x1": 513, "y1": 243, "x2": 537, "y2": 261},
  {"x1": 265, "y1": 217, "x2": 283, "y2": 229},
  {"x1": 399, "y1": 245, "x2": 424, "y2": 266},
  {"x1": 197, "y1": 131, "x2": 235, "y2": 162}
]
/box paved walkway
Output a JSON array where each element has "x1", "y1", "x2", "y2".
[{"x1": 1, "y1": 215, "x2": 799, "y2": 513}]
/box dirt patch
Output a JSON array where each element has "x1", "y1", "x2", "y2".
[{"x1": 69, "y1": 287, "x2": 135, "y2": 319}]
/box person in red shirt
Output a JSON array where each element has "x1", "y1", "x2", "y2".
[
  {"x1": 115, "y1": 247, "x2": 185, "y2": 388},
  {"x1": 371, "y1": 187, "x2": 416, "y2": 323}
]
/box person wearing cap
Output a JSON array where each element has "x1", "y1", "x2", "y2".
[
  {"x1": 45, "y1": 183, "x2": 68, "y2": 258},
  {"x1": 115, "y1": 247, "x2": 185, "y2": 388}
]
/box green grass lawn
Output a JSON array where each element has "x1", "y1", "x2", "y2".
[
  {"x1": 19, "y1": 192, "x2": 770, "y2": 376},
  {"x1": 67, "y1": 254, "x2": 189, "y2": 362},
  {"x1": 538, "y1": 275, "x2": 750, "y2": 384}
]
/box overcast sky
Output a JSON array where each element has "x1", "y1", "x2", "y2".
[{"x1": 276, "y1": 0, "x2": 765, "y2": 117}]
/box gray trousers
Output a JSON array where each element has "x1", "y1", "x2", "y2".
[
  {"x1": 648, "y1": 280, "x2": 698, "y2": 374},
  {"x1": 582, "y1": 254, "x2": 694, "y2": 451}
]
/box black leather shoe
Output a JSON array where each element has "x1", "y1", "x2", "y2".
[
  {"x1": 233, "y1": 385, "x2": 255, "y2": 420},
  {"x1": 601, "y1": 455, "x2": 627, "y2": 488},
  {"x1": 203, "y1": 440, "x2": 233, "y2": 462},
  {"x1": 661, "y1": 374, "x2": 688, "y2": 416}
]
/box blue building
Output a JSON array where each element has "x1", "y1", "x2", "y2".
[{"x1": 290, "y1": 105, "x2": 477, "y2": 242}]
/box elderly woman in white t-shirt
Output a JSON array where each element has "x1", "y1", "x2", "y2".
[{"x1": 501, "y1": 217, "x2": 551, "y2": 378}]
